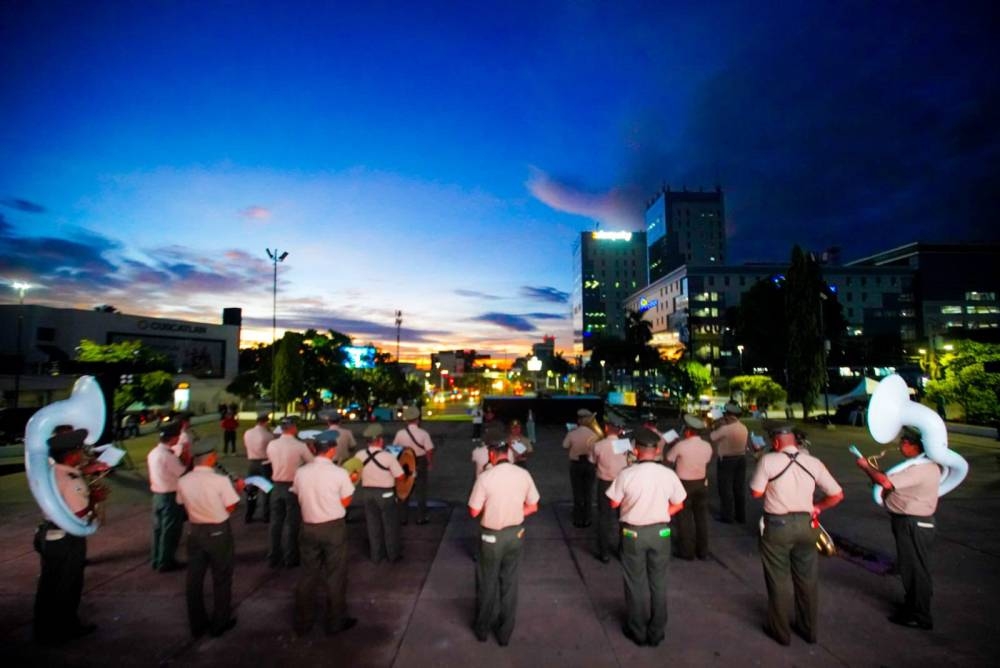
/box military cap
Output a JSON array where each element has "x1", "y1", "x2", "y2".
[
  {"x1": 191, "y1": 438, "x2": 217, "y2": 457},
  {"x1": 576, "y1": 408, "x2": 595, "y2": 421},
  {"x1": 724, "y1": 401, "x2": 742, "y2": 416},
  {"x1": 160, "y1": 421, "x2": 182, "y2": 440},
  {"x1": 402, "y1": 406, "x2": 421, "y2": 421},
  {"x1": 363, "y1": 423, "x2": 384, "y2": 440},
  {"x1": 47, "y1": 428, "x2": 88, "y2": 454},
  {"x1": 764, "y1": 421, "x2": 795, "y2": 436},
  {"x1": 634, "y1": 427, "x2": 661, "y2": 448},
  {"x1": 280, "y1": 416, "x2": 298, "y2": 427},
  {"x1": 683, "y1": 414, "x2": 706, "y2": 431},
  {"x1": 605, "y1": 413, "x2": 626, "y2": 428},
  {"x1": 314, "y1": 430, "x2": 339, "y2": 444},
  {"x1": 256, "y1": 412, "x2": 270, "y2": 422},
  {"x1": 483, "y1": 422, "x2": 506, "y2": 448}
]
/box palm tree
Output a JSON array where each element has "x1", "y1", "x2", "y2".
[{"x1": 624, "y1": 309, "x2": 653, "y2": 346}]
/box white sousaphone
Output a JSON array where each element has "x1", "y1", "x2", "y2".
[
  {"x1": 24, "y1": 375, "x2": 107, "y2": 536},
  {"x1": 866, "y1": 374, "x2": 969, "y2": 506}
]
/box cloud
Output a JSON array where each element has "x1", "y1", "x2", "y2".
[
  {"x1": 240, "y1": 205, "x2": 271, "y2": 220},
  {"x1": 241, "y1": 312, "x2": 450, "y2": 343},
  {"x1": 454, "y1": 288, "x2": 501, "y2": 300},
  {"x1": 471, "y1": 312, "x2": 536, "y2": 332},
  {"x1": 527, "y1": 168, "x2": 643, "y2": 230},
  {"x1": 524, "y1": 312, "x2": 566, "y2": 320},
  {"x1": 520, "y1": 286, "x2": 569, "y2": 304},
  {"x1": 1, "y1": 198, "x2": 46, "y2": 213}
]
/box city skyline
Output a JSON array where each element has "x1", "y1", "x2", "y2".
[{"x1": 2, "y1": 2, "x2": 997, "y2": 363}]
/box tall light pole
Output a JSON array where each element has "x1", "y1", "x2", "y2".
[
  {"x1": 395, "y1": 310, "x2": 403, "y2": 364},
  {"x1": 266, "y1": 249, "x2": 288, "y2": 416},
  {"x1": 599, "y1": 359, "x2": 606, "y2": 391},
  {"x1": 12, "y1": 282, "x2": 32, "y2": 409},
  {"x1": 736, "y1": 344, "x2": 745, "y2": 373},
  {"x1": 819, "y1": 292, "x2": 831, "y2": 424}
]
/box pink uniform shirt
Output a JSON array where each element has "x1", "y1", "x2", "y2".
[
  {"x1": 394, "y1": 424, "x2": 434, "y2": 457},
  {"x1": 354, "y1": 447, "x2": 404, "y2": 488},
  {"x1": 328, "y1": 427, "x2": 358, "y2": 464},
  {"x1": 267, "y1": 435, "x2": 315, "y2": 482},
  {"x1": 243, "y1": 424, "x2": 274, "y2": 460},
  {"x1": 665, "y1": 436, "x2": 713, "y2": 481},
  {"x1": 471, "y1": 445, "x2": 490, "y2": 477},
  {"x1": 54, "y1": 463, "x2": 89, "y2": 516},
  {"x1": 886, "y1": 460, "x2": 940, "y2": 516},
  {"x1": 147, "y1": 442, "x2": 187, "y2": 493},
  {"x1": 591, "y1": 437, "x2": 629, "y2": 481},
  {"x1": 749, "y1": 447, "x2": 842, "y2": 515},
  {"x1": 606, "y1": 461, "x2": 687, "y2": 526},
  {"x1": 710, "y1": 419, "x2": 749, "y2": 457},
  {"x1": 292, "y1": 459, "x2": 355, "y2": 524},
  {"x1": 468, "y1": 462, "x2": 540, "y2": 531},
  {"x1": 176, "y1": 466, "x2": 240, "y2": 524},
  {"x1": 563, "y1": 426, "x2": 598, "y2": 460}
]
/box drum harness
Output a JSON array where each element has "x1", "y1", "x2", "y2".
[
  {"x1": 404, "y1": 426, "x2": 429, "y2": 457},
  {"x1": 768, "y1": 451, "x2": 816, "y2": 485}
]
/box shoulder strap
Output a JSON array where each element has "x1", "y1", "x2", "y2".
[
  {"x1": 404, "y1": 425, "x2": 427, "y2": 454},
  {"x1": 767, "y1": 451, "x2": 816, "y2": 483},
  {"x1": 363, "y1": 450, "x2": 392, "y2": 473}
]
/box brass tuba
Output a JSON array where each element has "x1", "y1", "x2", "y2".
[{"x1": 24, "y1": 376, "x2": 107, "y2": 536}]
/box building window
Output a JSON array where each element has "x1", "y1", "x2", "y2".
[
  {"x1": 966, "y1": 291, "x2": 997, "y2": 301},
  {"x1": 941, "y1": 305, "x2": 963, "y2": 314},
  {"x1": 861, "y1": 292, "x2": 868, "y2": 302}
]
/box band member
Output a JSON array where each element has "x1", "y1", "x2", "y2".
[
  {"x1": 243, "y1": 413, "x2": 274, "y2": 523},
  {"x1": 855, "y1": 426, "x2": 938, "y2": 630},
  {"x1": 324, "y1": 411, "x2": 358, "y2": 465},
  {"x1": 471, "y1": 439, "x2": 491, "y2": 478},
  {"x1": 507, "y1": 419, "x2": 533, "y2": 467},
  {"x1": 394, "y1": 406, "x2": 434, "y2": 525},
  {"x1": 749, "y1": 422, "x2": 844, "y2": 645},
  {"x1": 590, "y1": 415, "x2": 629, "y2": 562},
  {"x1": 468, "y1": 423, "x2": 540, "y2": 646},
  {"x1": 352, "y1": 424, "x2": 406, "y2": 563},
  {"x1": 33, "y1": 428, "x2": 102, "y2": 645},
  {"x1": 176, "y1": 438, "x2": 242, "y2": 638},
  {"x1": 710, "y1": 401, "x2": 749, "y2": 523},
  {"x1": 665, "y1": 415, "x2": 713, "y2": 561},
  {"x1": 606, "y1": 427, "x2": 687, "y2": 647},
  {"x1": 471, "y1": 405, "x2": 484, "y2": 441},
  {"x1": 641, "y1": 413, "x2": 667, "y2": 449},
  {"x1": 291, "y1": 430, "x2": 357, "y2": 636},
  {"x1": 563, "y1": 409, "x2": 600, "y2": 528},
  {"x1": 172, "y1": 411, "x2": 197, "y2": 466},
  {"x1": 148, "y1": 422, "x2": 187, "y2": 572},
  {"x1": 266, "y1": 417, "x2": 314, "y2": 568},
  {"x1": 220, "y1": 410, "x2": 239, "y2": 456}
]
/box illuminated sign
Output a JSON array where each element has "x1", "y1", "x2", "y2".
[
  {"x1": 592, "y1": 231, "x2": 633, "y2": 241},
  {"x1": 343, "y1": 345, "x2": 377, "y2": 369},
  {"x1": 638, "y1": 297, "x2": 659, "y2": 312},
  {"x1": 137, "y1": 320, "x2": 208, "y2": 334}
]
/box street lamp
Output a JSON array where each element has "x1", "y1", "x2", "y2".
[
  {"x1": 440, "y1": 369, "x2": 449, "y2": 392},
  {"x1": 736, "y1": 344, "x2": 745, "y2": 373},
  {"x1": 526, "y1": 356, "x2": 542, "y2": 394},
  {"x1": 266, "y1": 249, "x2": 289, "y2": 416},
  {"x1": 599, "y1": 359, "x2": 606, "y2": 390},
  {"x1": 11, "y1": 282, "x2": 32, "y2": 409},
  {"x1": 395, "y1": 310, "x2": 403, "y2": 363}
]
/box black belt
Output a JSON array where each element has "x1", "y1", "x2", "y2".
[
  {"x1": 765, "y1": 511, "x2": 810, "y2": 517},
  {"x1": 364, "y1": 485, "x2": 394, "y2": 490},
  {"x1": 720, "y1": 454, "x2": 745, "y2": 459}
]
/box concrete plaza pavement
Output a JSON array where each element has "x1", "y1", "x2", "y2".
[{"x1": 2, "y1": 418, "x2": 999, "y2": 666}]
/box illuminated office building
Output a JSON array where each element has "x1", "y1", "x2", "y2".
[
  {"x1": 646, "y1": 186, "x2": 725, "y2": 282},
  {"x1": 571, "y1": 230, "x2": 648, "y2": 351}
]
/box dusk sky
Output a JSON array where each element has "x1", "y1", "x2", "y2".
[{"x1": 1, "y1": 1, "x2": 997, "y2": 364}]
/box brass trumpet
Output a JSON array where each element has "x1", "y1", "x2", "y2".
[{"x1": 815, "y1": 522, "x2": 836, "y2": 557}]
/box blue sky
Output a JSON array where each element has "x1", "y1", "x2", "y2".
[{"x1": 1, "y1": 1, "x2": 997, "y2": 363}]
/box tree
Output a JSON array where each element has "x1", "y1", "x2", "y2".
[
  {"x1": 925, "y1": 340, "x2": 1000, "y2": 424},
  {"x1": 785, "y1": 246, "x2": 825, "y2": 417},
  {"x1": 75, "y1": 339, "x2": 174, "y2": 413},
  {"x1": 273, "y1": 332, "x2": 305, "y2": 414},
  {"x1": 680, "y1": 360, "x2": 713, "y2": 397},
  {"x1": 729, "y1": 375, "x2": 787, "y2": 408},
  {"x1": 625, "y1": 309, "x2": 653, "y2": 346},
  {"x1": 734, "y1": 276, "x2": 787, "y2": 378}
]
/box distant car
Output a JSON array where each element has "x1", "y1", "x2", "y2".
[{"x1": 0, "y1": 407, "x2": 40, "y2": 445}]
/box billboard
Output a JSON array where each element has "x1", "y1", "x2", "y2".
[
  {"x1": 108, "y1": 332, "x2": 226, "y2": 378},
  {"x1": 343, "y1": 345, "x2": 377, "y2": 369}
]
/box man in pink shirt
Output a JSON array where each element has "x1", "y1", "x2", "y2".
[
  {"x1": 394, "y1": 406, "x2": 435, "y2": 525},
  {"x1": 352, "y1": 424, "x2": 406, "y2": 563},
  {"x1": 590, "y1": 414, "x2": 629, "y2": 562},
  {"x1": 606, "y1": 427, "x2": 687, "y2": 647},
  {"x1": 855, "y1": 426, "x2": 940, "y2": 630},
  {"x1": 291, "y1": 430, "x2": 356, "y2": 636},
  {"x1": 242, "y1": 413, "x2": 274, "y2": 523},
  {"x1": 147, "y1": 422, "x2": 187, "y2": 572},
  {"x1": 710, "y1": 401, "x2": 750, "y2": 524},
  {"x1": 563, "y1": 408, "x2": 600, "y2": 528},
  {"x1": 468, "y1": 423, "x2": 540, "y2": 646},
  {"x1": 266, "y1": 417, "x2": 314, "y2": 568},
  {"x1": 176, "y1": 438, "x2": 242, "y2": 638},
  {"x1": 665, "y1": 415, "x2": 714, "y2": 560}
]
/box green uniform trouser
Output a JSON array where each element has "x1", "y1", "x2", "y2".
[
  {"x1": 152, "y1": 492, "x2": 185, "y2": 569},
  {"x1": 475, "y1": 524, "x2": 525, "y2": 644},
  {"x1": 362, "y1": 486, "x2": 401, "y2": 562},
  {"x1": 570, "y1": 459, "x2": 596, "y2": 526},
  {"x1": 891, "y1": 513, "x2": 935, "y2": 626},
  {"x1": 621, "y1": 522, "x2": 672, "y2": 644},
  {"x1": 269, "y1": 482, "x2": 302, "y2": 566},
  {"x1": 186, "y1": 522, "x2": 234, "y2": 636},
  {"x1": 33, "y1": 524, "x2": 86, "y2": 643},
  {"x1": 295, "y1": 519, "x2": 348, "y2": 633},
  {"x1": 676, "y1": 478, "x2": 709, "y2": 559},
  {"x1": 596, "y1": 479, "x2": 620, "y2": 559},
  {"x1": 759, "y1": 512, "x2": 817, "y2": 643}
]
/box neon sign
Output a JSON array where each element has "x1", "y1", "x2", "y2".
[
  {"x1": 592, "y1": 231, "x2": 633, "y2": 241},
  {"x1": 639, "y1": 297, "x2": 659, "y2": 312}
]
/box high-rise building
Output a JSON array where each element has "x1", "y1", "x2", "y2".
[
  {"x1": 571, "y1": 230, "x2": 648, "y2": 351},
  {"x1": 646, "y1": 186, "x2": 725, "y2": 282}
]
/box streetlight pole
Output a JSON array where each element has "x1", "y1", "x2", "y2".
[
  {"x1": 819, "y1": 292, "x2": 830, "y2": 424},
  {"x1": 395, "y1": 310, "x2": 403, "y2": 364},
  {"x1": 599, "y1": 359, "x2": 606, "y2": 392},
  {"x1": 266, "y1": 249, "x2": 288, "y2": 417},
  {"x1": 736, "y1": 344, "x2": 744, "y2": 373},
  {"x1": 11, "y1": 282, "x2": 32, "y2": 409}
]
